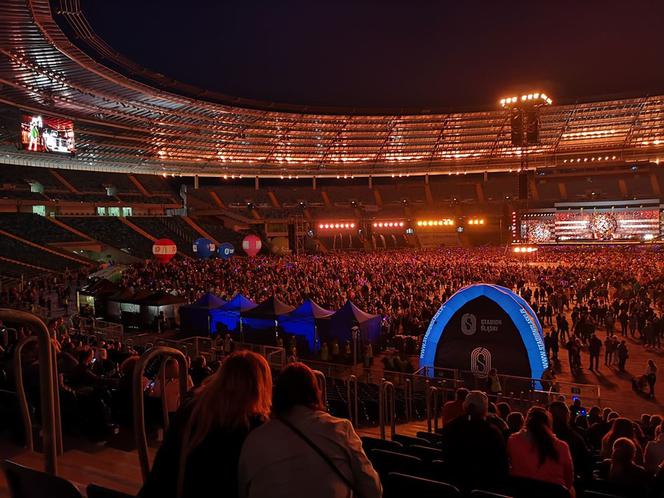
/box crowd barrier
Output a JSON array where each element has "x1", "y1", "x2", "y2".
[{"x1": 66, "y1": 323, "x2": 602, "y2": 442}]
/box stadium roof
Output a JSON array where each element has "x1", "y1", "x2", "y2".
[{"x1": 0, "y1": 0, "x2": 663, "y2": 178}]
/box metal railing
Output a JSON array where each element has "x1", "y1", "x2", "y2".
[
  {"x1": 1, "y1": 309, "x2": 60, "y2": 475},
  {"x1": 425, "y1": 382, "x2": 441, "y2": 433},
  {"x1": 133, "y1": 346, "x2": 188, "y2": 481},
  {"x1": 404, "y1": 378, "x2": 413, "y2": 421},
  {"x1": 346, "y1": 375, "x2": 359, "y2": 425},
  {"x1": 312, "y1": 370, "x2": 327, "y2": 409},
  {"x1": 378, "y1": 379, "x2": 396, "y2": 440},
  {"x1": 76, "y1": 315, "x2": 124, "y2": 342}
]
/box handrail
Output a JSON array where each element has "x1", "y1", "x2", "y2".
[
  {"x1": 0, "y1": 308, "x2": 58, "y2": 475},
  {"x1": 133, "y1": 346, "x2": 188, "y2": 482},
  {"x1": 51, "y1": 344, "x2": 63, "y2": 456},
  {"x1": 378, "y1": 379, "x2": 396, "y2": 440},
  {"x1": 425, "y1": 383, "x2": 440, "y2": 433},
  {"x1": 312, "y1": 369, "x2": 327, "y2": 409},
  {"x1": 13, "y1": 335, "x2": 36, "y2": 452},
  {"x1": 158, "y1": 362, "x2": 170, "y2": 432},
  {"x1": 346, "y1": 375, "x2": 358, "y2": 425},
  {"x1": 404, "y1": 378, "x2": 413, "y2": 421}
]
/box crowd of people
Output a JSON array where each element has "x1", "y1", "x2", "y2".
[
  {"x1": 3, "y1": 245, "x2": 664, "y2": 497},
  {"x1": 134, "y1": 351, "x2": 664, "y2": 498},
  {"x1": 438, "y1": 385, "x2": 664, "y2": 497}
]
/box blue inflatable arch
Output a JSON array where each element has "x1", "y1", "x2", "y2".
[{"x1": 419, "y1": 284, "x2": 548, "y2": 381}]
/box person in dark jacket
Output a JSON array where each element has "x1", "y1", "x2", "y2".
[
  {"x1": 588, "y1": 333, "x2": 602, "y2": 371},
  {"x1": 439, "y1": 390, "x2": 508, "y2": 490},
  {"x1": 139, "y1": 351, "x2": 273, "y2": 498},
  {"x1": 549, "y1": 401, "x2": 591, "y2": 480}
]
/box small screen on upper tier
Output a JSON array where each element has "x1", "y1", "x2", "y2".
[{"x1": 20, "y1": 114, "x2": 75, "y2": 154}]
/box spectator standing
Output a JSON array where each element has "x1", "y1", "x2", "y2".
[
  {"x1": 617, "y1": 341, "x2": 629, "y2": 372},
  {"x1": 588, "y1": 333, "x2": 602, "y2": 371},
  {"x1": 646, "y1": 359, "x2": 657, "y2": 399}
]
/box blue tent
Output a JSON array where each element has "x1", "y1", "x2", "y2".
[
  {"x1": 278, "y1": 299, "x2": 334, "y2": 352},
  {"x1": 326, "y1": 300, "x2": 382, "y2": 347},
  {"x1": 209, "y1": 294, "x2": 257, "y2": 335},
  {"x1": 242, "y1": 296, "x2": 295, "y2": 330},
  {"x1": 179, "y1": 293, "x2": 226, "y2": 337}
]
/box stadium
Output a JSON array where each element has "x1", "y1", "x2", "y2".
[{"x1": 1, "y1": 1, "x2": 664, "y2": 498}]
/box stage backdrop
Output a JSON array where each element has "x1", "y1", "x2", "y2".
[{"x1": 419, "y1": 284, "x2": 548, "y2": 382}]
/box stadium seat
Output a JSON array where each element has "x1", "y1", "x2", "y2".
[
  {"x1": 385, "y1": 472, "x2": 461, "y2": 498},
  {"x1": 392, "y1": 434, "x2": 432, "y2": 447},
  {"x1": 506, "y1": 476, "x2": 571, "y2": 498},
  {"x1": 416, "y1": 431, "x2": 445, "y2": 445},
  {"x1": 470, "y1": 490, "x2": 514, "y2": 498},
  {"x1": 360, "y1": 436, "x2": 404, "y2": 453},
  {"x1": 581, "y1": 479, "x2": 642, "y2": 498},
  {"x1": 2, "y1": 460, "x2": 83, "y2": 498},
  {"x1": 403, "y1": 444, "x2": 444, "y2": 463},
  {"x1": 87, "y1": 484, "x2": 135, "y2": 498},
  {"x1": 368, "y1": 449, "x2": 423, "y2": 480},
  {"x1": 580, "y1": 491, "x2": 627, "y2": 498}
]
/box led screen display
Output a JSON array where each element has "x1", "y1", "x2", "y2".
[{"x1": 21, "y1": 115, "x2": 75, "y2": 154}]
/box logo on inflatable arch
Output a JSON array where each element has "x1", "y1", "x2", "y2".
[
  {"x1": 419, "y1": 284, "x2": 548, "y2": 382},
  {"x1": 461, "y1": 313, "x2": 477, "y2": 335},
  {"x1": 470, "y1": 347, "x2": 491, "y2": 376}
]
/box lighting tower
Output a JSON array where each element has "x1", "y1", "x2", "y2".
[{"x1": 499, "y1": 93, "x2": 553, "y2": 201}]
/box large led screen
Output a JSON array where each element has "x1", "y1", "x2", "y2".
[
  {"x1": 21, "y1": 115, "x2": 75, "y2": 154},
  {"x1": 554, "y1": 209, "x2": 659, "y2": 242},
  {"x1": 521, "y1": 209, "x2": 660, "y2": 243}
]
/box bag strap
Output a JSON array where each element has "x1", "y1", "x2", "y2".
[{"x1": 277, "y1": 417, "x2": 361, "y2": 498}]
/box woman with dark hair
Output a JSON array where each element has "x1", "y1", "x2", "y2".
[
  {"x1": 239, "y1": 362, "x2": 381, "y2": 498},
  {"x1": 139, "y1": 350, "x2": 273, "y2": 498},
  {"x1": 507, "y1": 406, "x2": 575, "y2": 495},
  {"x1": 601, "y1": 417, "x2": 644, "y2": 464}
]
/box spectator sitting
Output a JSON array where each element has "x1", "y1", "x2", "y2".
[
  {"x1": 601, "y1": 418, "x2": 644, "y2": 464},
  {"x1": 507, "y1": 406, "x2": 575, "y2": 495},
  {"x1": 92, "y1": 348, "x2": 116, "y2": 377},
  {"x1": 441, "y1": 387, "x2": 469, "y2": 426},
  {"x1": 549, "y1": 401, "x2": 591, "y2": 479},
  {"x1": 148, "y1": 358, "x2": 194, "y2": 417},
  {"x1": 189, "y1": 355, "x2": 212, "y2": 388},
  {"x1": 139, "y1": 351, "x2": 273, "y2": 498},
  {"x1": 645, "y1": 420, "x2": 664, "y2": 474},
  {"x1": 238, "y1": 362, "x2": 381, "y2": 498},
  {"x1": 68, "y1": 348, "x2": 102, "y2": 390},
  {"x1": 601, "y1": 438, "x2": 649, "y2": 497},
  {"x1": 506, "y1": 412, "x2": 524, "y2": 436},
  {"x1": 439, "y1": 390, "x2": 508, "y2": 490}
]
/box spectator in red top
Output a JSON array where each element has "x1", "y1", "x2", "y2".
[
  {"x1": 507, "y1": 406, "x2": 575, "y2": 496},
  {"x1": 441, "y1": 387, "x2": 468, "y2": 426}
]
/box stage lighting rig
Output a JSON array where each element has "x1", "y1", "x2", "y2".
[{"x1": 500, "y1": 92, "x2": 552, "y2": 147}]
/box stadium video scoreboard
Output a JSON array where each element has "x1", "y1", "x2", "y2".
[{"x1": 518, "y1": 200, "x2": 662, "y2": 244}]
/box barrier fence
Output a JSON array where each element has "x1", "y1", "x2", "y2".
[{"x1": 67, "y1": 324, "x2": 603, "y2": 440}]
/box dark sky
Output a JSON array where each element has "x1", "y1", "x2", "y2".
[{"x1": 82, "y1": 0, "x2": 664, "y2": 111}]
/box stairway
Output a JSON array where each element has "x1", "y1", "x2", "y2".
[{"x1": 0, "y1": 446, "x2": 154, "y2": 498}]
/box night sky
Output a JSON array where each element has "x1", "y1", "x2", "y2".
[{"x1": 83, "y1": 0, "x2": 664, "y2": 111}]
